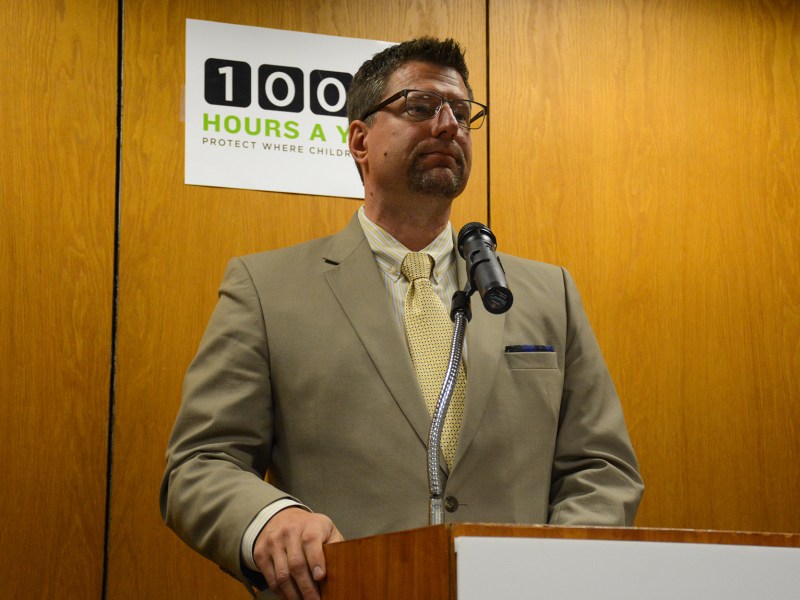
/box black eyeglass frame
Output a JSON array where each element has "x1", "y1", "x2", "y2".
[{"x1": 359, "y1": 89, "x2": 488, "y2": 130}]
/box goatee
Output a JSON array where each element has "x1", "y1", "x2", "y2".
[{"x1": 407, "y1": 150, "x2": 466, "y2": 198}]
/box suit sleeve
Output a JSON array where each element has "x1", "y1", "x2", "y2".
[
  {"x1": 548, "y1": 268, "x2": 644, "y2": 526},
  {"x1": 159, "y1": 257, "x2": 291, "y2": 586}
]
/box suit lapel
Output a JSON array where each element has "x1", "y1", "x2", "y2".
[
  {"x1": 322, "y1": 215, "x2": 433, "y2": 448},
  {"x1": 322, "y1": 217, "x2": 503, "y2": 471},
  {"x1": 453, "y1": 250, "x2": 506, "y2": 466}
]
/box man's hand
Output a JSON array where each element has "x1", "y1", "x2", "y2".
[{"x1": 253, "y1": 507, "x2": 344, "y2": 600}]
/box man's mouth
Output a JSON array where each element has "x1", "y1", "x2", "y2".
[
  {"x1": 417, "y1": 145, "x2": 462, "y2": 169},
  {"x1": 421, "y1": 151, "x2": 457, "y2": 166}
]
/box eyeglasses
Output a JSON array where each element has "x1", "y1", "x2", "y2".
[{"x1": 360, "y1": 89, "x2": 488, "y2": 130}]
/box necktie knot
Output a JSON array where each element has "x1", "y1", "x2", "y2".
[{"x1": 401, "y1": 252, "x2": 433, "y2": 283}]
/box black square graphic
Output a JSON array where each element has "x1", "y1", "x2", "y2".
[
  {"x1": 258, "y1": 65, "x2": 304, "y2": 113},
  {"x1": 309, "y1": 70, "x2": 353, "y2": 117},
  {"x1": 204, "y1": 58, "x2": 251, "y2": 107}
]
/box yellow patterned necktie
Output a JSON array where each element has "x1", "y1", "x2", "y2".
[{"x1": 401, "y1": 252, "x2": 466, "y2": 468}]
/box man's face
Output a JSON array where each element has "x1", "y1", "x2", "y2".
[{"x1": 360, "y1": 61, "x2": 473, "y2": 200}]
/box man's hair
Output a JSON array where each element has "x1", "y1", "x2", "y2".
[{"x1": 346, "y1": 37, "x2": 473, "y2": 125}]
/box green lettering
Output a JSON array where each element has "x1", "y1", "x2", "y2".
[
  {"x1": 203, "y1": 113, "x2": 221, "y2": 132},
  {"x1": 336, "y1": 125, "x2": 348, "y2": 144},
  {"x1": 224, "y1": 115, "x2": 241, "y2": 134},
  {"x1": 265, "y1": 119, "x2": 281, "y2": 137},
  {"x1": 244, "y1": 117, "x2": 261, "y2": 136},
  {"x1": 284, "y1": 121, "x2": 300, "y2": 139},
  {"x1": 309, "y1": 123, "x2": 326, "y2": 141}
]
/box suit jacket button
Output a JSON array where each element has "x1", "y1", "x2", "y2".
[{"x1": 444, "y1": 496, "x2": 459, "y2": 512}]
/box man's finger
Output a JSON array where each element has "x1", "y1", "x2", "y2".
[
  {"x1": 285, "y1": 533, "x2": 320, "y2": 600},
  {"x1": 303, "y1": 522, "x2": 344, "y2": 582},
  {"x1": 268, "y1": 543, "x2": 302, "y2": 600},
  {"x1": 253, "y1": 509, "x2": 344, "y2": 599}
]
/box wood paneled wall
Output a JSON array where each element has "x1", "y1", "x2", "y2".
[
  {"x1": 490, "y1": 0, "x2": 800, "y2": 532},
  {"x1": 3, "y1": 0, "x2": 799, "y2": 598},
  {"x1": 0, "y1": 1, "x2": 117, "y2": 597}
]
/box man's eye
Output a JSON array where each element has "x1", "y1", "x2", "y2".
[
  {"x1": 451, "y1": 102, "x2": 471, "y2": 124},
  {"x1": 407, "y1": 98, "x2": 437, "y2": 118}
]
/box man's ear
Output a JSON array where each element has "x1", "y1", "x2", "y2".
[{"x1": 348, "y1": 120, "x2": 369, "y2": 172}]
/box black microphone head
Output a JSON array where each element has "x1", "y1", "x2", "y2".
[
  {"x1": 456, "y1": 221, "x2": 513, "y2": 314},
  {"x1": 457, "y1": 222, "x2": 496, "y2": 258},
  {"x1": 482, "y1": 283, "x2": 513, "y2": 314}
]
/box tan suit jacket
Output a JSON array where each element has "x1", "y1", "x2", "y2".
[{"x1": 160, "y1": 213, "x2": 643, "y2": 589}]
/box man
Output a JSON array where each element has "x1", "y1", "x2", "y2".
[{"x1": 161, "y1": 38, "x2": 643, "y2": 600}]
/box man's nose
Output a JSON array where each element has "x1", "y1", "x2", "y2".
[{"x1": 431, "y1": 103, "x2": 460, "y2": 138}]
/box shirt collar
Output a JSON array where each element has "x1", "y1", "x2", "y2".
[{"x1": 357, "y1": 206, "x2": 454, "y2": 283}]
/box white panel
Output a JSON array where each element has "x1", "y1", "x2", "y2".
[{"x1": 455, "y1": 537, "x2": 800, "y2": 599}]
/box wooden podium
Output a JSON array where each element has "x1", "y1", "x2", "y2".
[{"x1": 321, "y1": 523, "x2": 800, "y2": 599}]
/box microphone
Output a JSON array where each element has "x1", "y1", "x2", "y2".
[{"x1": 457, "y1": 222, "x2": 513, "y2": 314}]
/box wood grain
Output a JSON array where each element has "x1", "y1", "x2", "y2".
[
  {"x1": 5, "y1": 1, "x2": 800, "y2": 598},
  {"x1": 321, "y1": 524, "x2": 800, "y2": 598},
  {"x1": 489, "y1": 0, "x2": 800, "y2": 533},
  {"x1": 322, "y1": 525, "x2": 451, "y2": 599},
  {"x1": 107, "y1": 1, "x2": 487, "y2": 598},
  {"x1": 0, "y1": 0, "x2": 117, "y2": 597}
]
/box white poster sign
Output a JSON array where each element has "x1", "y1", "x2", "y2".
[{"x1": 185, "y1": 19, "x2": 392, "y2": 198}]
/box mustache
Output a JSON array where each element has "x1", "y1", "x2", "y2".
[{"x1": 411, "y1": 141, "x2": 466, "y2": 168}]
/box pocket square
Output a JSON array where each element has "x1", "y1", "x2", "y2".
[{"x1": 505, "y1": 344, "x2": 554, "y2": 353}]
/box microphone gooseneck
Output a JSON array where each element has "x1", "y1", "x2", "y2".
[{"x1": 428, "y1": 222, "x2": 514, "y2": 525}]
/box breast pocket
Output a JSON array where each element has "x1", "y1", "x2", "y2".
[
  {"x1": 503, "y1": 351, "x2": 562, "y2": 421},
  {"x1": 505, "y1": 350, "x2": 558, "y2": 370}
]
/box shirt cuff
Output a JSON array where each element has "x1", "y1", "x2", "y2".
[{"x1": 241, "y1": 499, "x2": 310, "y2": 571}]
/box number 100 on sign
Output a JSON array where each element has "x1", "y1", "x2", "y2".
[{"x1": 204, "y1": 58, "x2": 353, "y2": 117}]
